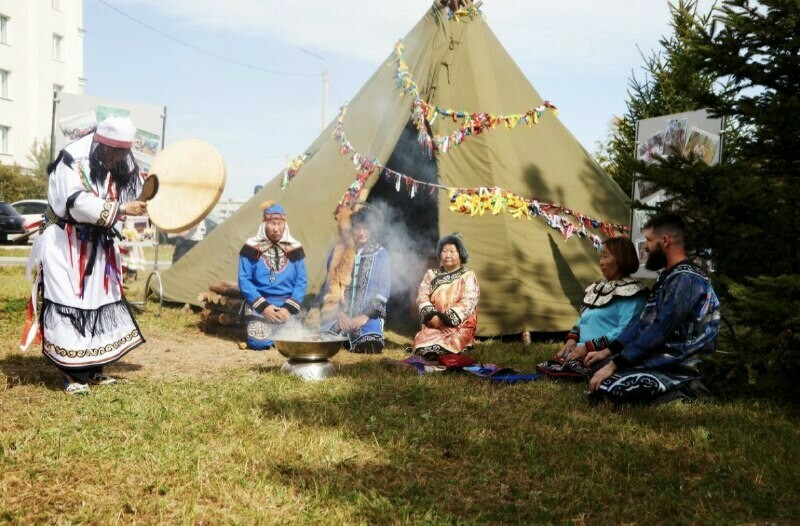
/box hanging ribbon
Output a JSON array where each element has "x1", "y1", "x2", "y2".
[
  {"x1": 393, "y1": 40, "x2": 558, "y2": 158},
  {"x1": 329, "y1": 105, "x2": 628, "y2": 247}
]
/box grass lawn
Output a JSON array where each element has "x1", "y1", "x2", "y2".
[
  {"x1": 0, "y1": 244, "x2": 174, "y2": 262},
  {"x1": 1, "y1": 266, "x2": 798, "y2": 524}
]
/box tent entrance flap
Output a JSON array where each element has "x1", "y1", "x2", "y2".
[{"x1": 365, "y1": 122, "x2": 439, "y2": 332}]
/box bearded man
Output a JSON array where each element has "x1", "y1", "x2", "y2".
[
  {"x1": 22, "y1": 117, "x2": 148, "y2": 394},
  {"x1": 238, "y1": 202, "x2": 307, "y2": 350},
  {"x1": 585, "y1": 212, "x2": 720, "y2": 404}
]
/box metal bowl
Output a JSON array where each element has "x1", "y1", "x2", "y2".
[{"x1": 273, "y1": 336, "x2": 347, "y2": 362}]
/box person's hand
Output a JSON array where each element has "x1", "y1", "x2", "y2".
[
  {"x1": 337, "y1": 311, "x2": 352, "y2": 331},
  {"x1": 585, "y1": 348, "x2": 612, "y2": 366},
  {"x1": 568, "y1": 344, "x2": 588, "y2": 362},
  {"x1": 263, "y1": 305, "x2": 284, "y2": 323},
  {"x1": 589, "y1": 362, "x2": 617, "y2": 392},
  {"x1": 426, "y1": 315, "x2": 444, "y2": 329},
  {"x1": 351, "y1": 314, "x2": 369, "y2": 330},
  {"x1": 122, "y1": 200, "x2": 147, "y2": 216},
  {"x1": 556, "y1": 339, "x2": 577, "y2": 359},
  {"x1": 276, "y1": 307, "x2": 291, "y2": 323}
]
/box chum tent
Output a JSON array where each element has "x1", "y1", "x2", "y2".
[{"x1": 157, "y1": 3, "x2": 630, "y2": 336}]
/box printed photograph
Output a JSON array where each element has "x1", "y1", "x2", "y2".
[
  {"x1": 663, "y1": 118, "x2": 688, "y2": 157},
  {"x1": 133, "y1": 129, "x2": 160, "y2": 158},
  {"x1": 96, "y1": 105, "x2": 131, "y2": 122},
  {"x1": 636, "y1": 131, "x2": 664, "y2": 165},
  {"x1": 637, "y1": 239, "x2": 648, "y2": 265},
  {"x1": 58, "y1": 111, "x2": 97, "y2": 141},
  {"x1": 685, "y1": 127, "x2": 720, "y2": 165},
  {"x1": 636, "y1": 178, "x2": 658, "y2": 200},
  {"x1": 634, "y1": 209, "x2": 653, "y2": 234}
]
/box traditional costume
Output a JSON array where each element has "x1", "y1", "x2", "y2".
[
  {"x1": 412, "y1": 235, "x2": 479, "y2": 359},
  {"x1": 21, "y1": 118, "x2": 145, "y2": 391},
  {"x1": 320, "y1": 207, "x2": 391, "y2": 354},
  {"x1": 537, "y1": 277, "x2": 647, "y2": 378},
  {"x1": 238, "y1": 203, "x2": 307, "y2": 350},
  {"x1": 591, "y1": 260, "x2": 720, "y2": 404}
]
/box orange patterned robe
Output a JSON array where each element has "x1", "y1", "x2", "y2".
[{"x1": 412, "y1": 267, "x2": 479, "y2": 356}]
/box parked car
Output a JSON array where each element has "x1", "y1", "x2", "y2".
[
  {"x1": 11, "y1": 199, "x2": 48, "y2": 243},
  {"x1": 0, "y1": 202, "x2": 26, "y2": 243}
]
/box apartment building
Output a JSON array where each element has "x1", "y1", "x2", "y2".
[{"x1": 0, "y1": 0, "x2": 84, "y2": 168}]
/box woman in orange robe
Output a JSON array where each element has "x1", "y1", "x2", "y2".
[{"x1": 412, "y1": 234, "x2": 479, "y2": 359}]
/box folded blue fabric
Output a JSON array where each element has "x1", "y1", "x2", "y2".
[{"x1": 485, "y1": 373, "x2": 541, "y2": 384}]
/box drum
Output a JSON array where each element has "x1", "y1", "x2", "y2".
[{"x1": 145, "y1": 139, "x2": 226, "y2": 233}]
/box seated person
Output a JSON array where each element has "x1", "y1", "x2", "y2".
[
  {"x1": 537, "y1": 237, "x2": 647, "y2": 378},
  {"x1": 412, "y1": 234, "x2": 480, "y2": 360},
  {"x1": 587, "y1": 212, "x2": 720, "y2": 404},
  {"x1": 320, "y1": 206, "x2": 391, "y2": 354},
  {"x1": 238, "y1": 202, "x2": 307, "y2": 350}
]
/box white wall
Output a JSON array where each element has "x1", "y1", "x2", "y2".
[{"x1": 0, "y1": 0, "x2": 84, "y2": 169}]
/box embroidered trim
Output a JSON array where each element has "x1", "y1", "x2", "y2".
[
  {"x1": 252, "y1": 297, "x2": 268, "y2": 312},
  {"x1": 583, "y1": 278, "x2": 647, "y2": 308},
  {"x1": 443, "y1": 308, "x2": 462, "y2": 327},
  {"x1": 419, "y1": 304, "x2": 437, "y2": 323},
  {"x1": 43, "y1": 329, "x2": 141, "y2": 359},
  {"x1": 97, "y1": 201, "x2": 115, "y2": 227},
  {"x1": 283, "y1": 298, "x2": 301, "y2": 314},
  {"x1": 430, "y1": 266, "x2": 467, "y2": 293}
]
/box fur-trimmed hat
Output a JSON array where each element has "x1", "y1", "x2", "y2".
[{"x1": 437, "y1": 233, "x2": 469, "y2": 264}]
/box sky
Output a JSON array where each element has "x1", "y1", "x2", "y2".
[{"x1": 83, "y1": 0, "x2": 710, "y2": 200}]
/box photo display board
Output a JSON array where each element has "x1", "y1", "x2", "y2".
[
  {"x1": 632, "y1": 109, "x2": 723, "y2": 277},
  {"x1": 52, "y1": 93, "x2": 166, "y2": 243},
  {"x1": 54, "y1": 93, "x2": 165, "y2": 173}
]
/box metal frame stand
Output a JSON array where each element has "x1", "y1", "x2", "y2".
[{"x1": 126, "y1": 227, "x2": 164, "y2": 317}]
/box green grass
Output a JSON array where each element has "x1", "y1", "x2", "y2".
[
  {"x1": 0, "y1": 244, "x2": 173, "y2": 261},
  {"x1": 1, "y1": 266, "x2": 798, "y2": 525}
]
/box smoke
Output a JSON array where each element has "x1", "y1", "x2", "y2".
[
  {"x1": 270, "y1": 316, "x2": 344, "y2": 342},
  {"x1": 364, "y1": 122, "x2": 440, "y2": 323}
]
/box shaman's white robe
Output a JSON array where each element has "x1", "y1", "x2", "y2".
[{"x1": 22, "y1": 134, "x2": 145, "y2": 369}]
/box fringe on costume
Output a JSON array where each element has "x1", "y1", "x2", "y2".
[{"x1": 42, "y1": 298, "x2": 134, "y2": 339}]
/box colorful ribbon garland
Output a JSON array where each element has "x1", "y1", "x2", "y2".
[
  {"x1": 330, "y1": 105, "x2": 627, "y2": 246},
  {"x1": 393, "y1": 40, "x2": 558, "y2": 158},
  {"x1": 281, "y1": 153, "x2": 311, "y2": 189},
  {"x1": 446, "y1": 5, "x2": 485, "y2": 22}
]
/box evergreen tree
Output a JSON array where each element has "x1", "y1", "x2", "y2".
[
  {"x1": 686, "y1": 0, "x2": 800, "y2": 276},
  {"x1": 595, "y1": 0, "x2": 718, "y2": 194}
]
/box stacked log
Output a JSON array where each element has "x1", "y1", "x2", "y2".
[{"x1": 196, "y1": 281, "x2": 245, "y2": 333}]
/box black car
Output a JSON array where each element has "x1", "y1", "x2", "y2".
[{"x1": 0, "y1": 202, "x2": 25, "y2": 242}]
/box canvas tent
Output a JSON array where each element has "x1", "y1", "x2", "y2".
[{"x1": 157, "y1": 3, "x2": 630, "y2": 336}]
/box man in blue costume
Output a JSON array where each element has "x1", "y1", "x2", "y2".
[
  {"x1": 320, "y1": 207, "x2": 391, "y2": 354},
  {"x1": 238, "y1": 202, "x2": 307, "y2": 350},
  {"x1": 586, "y1": 212, "x2": 720, "y2": 404}
]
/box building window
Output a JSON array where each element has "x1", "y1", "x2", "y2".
[
  {"x1": 0, "y1": 126, "x2": 9, "y2": 154},
  {"x1": 53, "y1": 34, "x2": 63, "y2": 60},
  {"x1": 0, "y1": 70, "x2": 8, "y2": 99},
  {"x1": 52, "y1": 0, "x2": 63, "y2": 11},
  {"x1": 0, "y1": 15, "x2": 9, "y2": 45}
]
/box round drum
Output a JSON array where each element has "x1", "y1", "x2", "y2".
[{"x1": 146, "y1": 139, "x2": 226, "y2": 233}]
